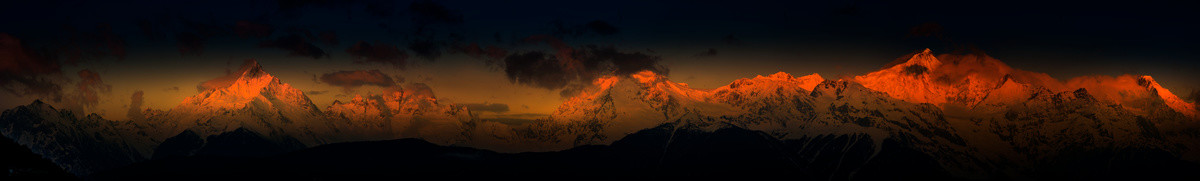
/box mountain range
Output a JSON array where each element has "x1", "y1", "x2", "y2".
[{"x1": 2, "y1": 49, "x2": 1198, "y2": 180}]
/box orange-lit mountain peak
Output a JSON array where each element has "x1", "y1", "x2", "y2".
[
  {"x1": 196, "y1": 59, "x2": 270, "y2": 91},
  {"x1": 718, "y1": 71, "x2": 825, "y2": 92},
  {"x1": 616, "y1": 70, "x2": 707, "y2": 101},
  {"x1": 854, "y1": 49, "x2": 951, "y2": 105},
  {"x1": 630, "y1": 70, "x2": 661, "y2": 84},
  {"x1": 326, "y1": 84, "x2": 453, "y2": 121},
  {"x1": 1136, "y1": 75, "x2": 1197, "y2": 118},
  {"x1": 775, "y1": 72, "x2": 826, "y2": 92},
  {"x1": 1057, "y1": 74, "x2": 1198, "y2": 118},
  {"x1": 705, "y1": 72, "x2": 825, "y2": 106},
  {"x1": 554, "y1": 71, "x2": 718, "y2": 119},
  {"x1": 798, "y1": 73, "x2": 824, "y2": 91},
  {"x1": 624, "y1": 71, "x2": 708, "y2": 99},
  {"x1": 174, "y1": 59, "x2": 315, "y2": 113},
  {"x1": 326, "y1": 94, "x2": 385, "y2": 119},
  {"x1": 855, "y1": 49, "x2": 1039, "y2": 107},
  {"x1": 853, "y1": 49, "x2": 1197, "y2": 119},
  {"x1": 904, "y1": 48, "x2": 941, "y2": 70},
  {"x1": 764, "y1": 71, "x2": 794, "y2": 79},
  {"x1": 559, "y1": 70, "x2": 830, "y2": 114},
  {"x1": 560, "y1": 70, "x2": 829, "y2": 109}
]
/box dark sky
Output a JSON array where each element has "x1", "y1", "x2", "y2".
[{"x1": 2, "y1": 0, "x2": 1198, "y2": 119}]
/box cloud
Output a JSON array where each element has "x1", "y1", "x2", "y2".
[
  {"x1": 503, "y1": 51, "x2": 573, "y2": 89},
  {"x1": 407, "y1": 39, "x2": 442, "y2": 60},
  {"x1": 523, "y1": 35, "x2": 573, "y2": 61},
  {"x1": 409, "y1": 0, "x2": 464, "y2": 27},
  {"x1": 306, "y1": 90, "x2": 329, "y2": 95},
  {"x1": 579, "y1": 45, "x2": 667, "y2": 76},
  {"x1": 259, "y1": 34, "x2": 328, "y2": 59},
  {"x1": 2, "y1": 34, "x2": 125, "y2": 110},
  {"x1": 128, "y1": 90, "x2": 144, "y2": 120},
  {"x1": 482, "y1": 45, "x2": 507, "y2": 60},
  {"x1": 1, "y1": 76, "x2": 64, "y2": 102},
  {"x1": 464, "y1": 103, "x2": 509, "y2": 113},
  {"x1": 59, "y1": 23, "x2": 127, "y2": 63},
  {"x1": 287, "y1": 28, "x2": 320, "y2": 42},
  {"x1": 502, "y1": 36, "x2": 667, "y2": 96},
  {"x1": 452, "y1": 42, "x2": 507, "y2": 66},
  {"x1": 163, "y1": 86, "x2": 180, "y2": 92},
  {"x1": 700, "y1": 47, "x2": 715, "y2": 56},
  {"x1": 346, "y1": 41, "x2": 408, "y2": 69},
  {"x1": 319, "y1": 70, "x2": 397, "y2": 91},
  {"x1": 393, "y1": 75, "x2": 406, "y2": 84},
  {"x1": 0, "y1": 33, "x2": 61, "y2": 75},
  {"x1": 75, "y1": 69, "x2": 111, "y2": 107},
  {"x1": 318, "y1": 31, "x2": 338, "y2": 46},
  {"x1": 234, "y1": 20, "x2": 273, "y2": 38},
  {"x1": 403, "y1": 82, "x2": 435, "y2": 98},
  {"x1": 0, "y1": 33, "x2": 65, "y2": 101},
  {"x1": 557, "y1": 84, "x2": 591, "y2": 97}
]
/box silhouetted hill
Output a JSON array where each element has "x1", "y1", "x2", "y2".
[
  {"x1": 90, "y1": 122, "x2": 1200, "y2": 180},
  {"x1": 89, "y1": 124, "x2": 955, "y2": 180},
  {"x1": 1, "y1": 135, "x2": 76, "y2": 180}
]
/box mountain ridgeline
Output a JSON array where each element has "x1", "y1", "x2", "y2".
[{"x1": 2, "y1": 51, "x2": 1198, "y2": 180}]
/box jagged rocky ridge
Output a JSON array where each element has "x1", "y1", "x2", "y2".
[{"x1": 2, "y1": 50, "x2": 1198, "y2": 179}]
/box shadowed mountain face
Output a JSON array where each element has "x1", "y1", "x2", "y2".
[
  {"x1": 0, "y1": 100, "x2": 146, "y2": 175},
  {"x1": 1, "y1": 135, "x2": 76, "y2": 180},
  {"x1": 2, "y1": 50, "x2": 1199, "y2": 179},
  {"x1": 150, "y1": 130, "x2": 202, "y2": 160}
]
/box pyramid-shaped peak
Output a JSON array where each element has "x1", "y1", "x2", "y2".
[
  {"x1": 1136, "y1": 75, "x2": 1169, "y2": 92},
  {"x1": 1133, "y1": 75, "x2": 1198, "y2": 118},
  {"x1": 766, "y1": 72, "x2": 793, "y2": 79},
  {"x1": 178, "y1": 58, "x2": 316, "y2": 113},
  {"x1": 760, "y1": 72, "x2": 822, "y2": 82},
  {"x1": 23, "y1": 99, "x2": 55, "y2": 111},
  {"x1": 30, "y1": 99, "x2": 46, "y2": 106},
  {"x1": 196, "y1": 59, "x2": 276, "y2": 92},
  {"x1": 801, "y1": 73, "x2": 822, "y2": 79},
  {"x1": 1137, "y1": 75, "x2": 1157, "y2": 87},
  {"x1": 904, "y1": 48, "x2": 941, "y2": 69},
  {"x1": 235, "y1": 59, "x2": 268, "y2": 78}
]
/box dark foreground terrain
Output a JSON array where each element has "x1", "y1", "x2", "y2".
[
  {"x1": 1, "y1": 135, "x2": 76, "y2": 180},
  {"x1": 76, "y1": 124, "x2": 1198, "y2": 181}
]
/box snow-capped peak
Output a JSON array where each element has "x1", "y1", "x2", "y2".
[
  {"x1": 170, "y1": 59, "x2": 318, "y2": 118},
  {"x1": 1137, "y1": 75, "x2": 1197, "y2": 118},
  {"x1": 898, "y1": 48, "x2": 941, "y2": 71}
]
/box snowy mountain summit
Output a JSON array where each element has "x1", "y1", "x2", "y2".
[{"x1": 2, "y1": 50, "x2": 1198, "y2": 179}]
